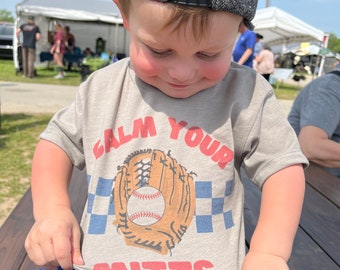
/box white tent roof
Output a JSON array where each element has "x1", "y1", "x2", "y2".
[
  {"x1": 16, "y1": 0, "x2": 123, "y2": 24},
  {"x1": 253, "y1": 7, "x2": 324, "y2": 47}
]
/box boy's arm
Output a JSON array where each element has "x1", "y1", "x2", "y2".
[
  {"x1": 31, "y1": 139, "x2": 73, "y2": 218},
  {"x1": 25, "y1": 139, "x2": 84, "y2": 269},
  {"x1": 243, "y1": 164, "x2": 305, "y2": 270}
]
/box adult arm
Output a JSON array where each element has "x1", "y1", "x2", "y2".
[
  {"x1": 243, "y1": 164, "x2": 305, "y2": 270},
  {"x1": 255, "y1": 53, "x2": 263, "y2": 63},
  {"x1": 36, "y1": 32, "x2": 41, "y2": 41},
  {"x1": 55, "y1": 38, "x2": 62, "y2": 53},
  {"x1": 25, "y1": 139, "x2": 84, "y2": 270},
  {"x1": 238, "y1": 48, "x2": 253, "y2": 65},
  {"x1": 16, "y1": 28, "x2": 21, "y2": 42},
  {"x1": 298, "y1": 126, "x2": 340, "y2": 168}
]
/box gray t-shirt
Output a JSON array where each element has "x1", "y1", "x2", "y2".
[
  {"x1": 41, "y1": 58, "x2": 307, "y2": 269},
  {"x1": 288, "y1": 70, "x2": 340, "y2": 177}
]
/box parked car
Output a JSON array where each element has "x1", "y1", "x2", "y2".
[{"x1": 0, "y1": 22, "x2": 14, "y2": 59}]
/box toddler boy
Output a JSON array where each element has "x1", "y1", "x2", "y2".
[{"x1": 25, "y1": 1, "x2": 307, "y2": 269}]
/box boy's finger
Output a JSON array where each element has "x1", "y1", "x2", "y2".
[
  {"x1": 52, "y1": 234, "x2": 73, "y2": 270},
  {"x1": 26, "y1": 234, "x2": 57, "y2": 267},
  {"x1": 71, "y1": 225, "x2": 84, "y2": 265}
]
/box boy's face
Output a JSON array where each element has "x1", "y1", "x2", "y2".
[{"x1": 123, "y1": 0, "x2": 241, "y2": 98}]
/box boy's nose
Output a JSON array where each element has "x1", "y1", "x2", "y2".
[{"x1": 167, "y1": 62, "x2": 196, "y2": 83}]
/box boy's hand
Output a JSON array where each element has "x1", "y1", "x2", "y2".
[
  {"x1": 25, "y1": 205, "x2": 84, "y2": 270},
  {"x1": 242, "y1": 250, "x2": 289, "y2": 270}
]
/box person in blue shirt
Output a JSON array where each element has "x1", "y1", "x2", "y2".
[{"x1": 232, "y1": 24, "x2": 256, "y2": 67}]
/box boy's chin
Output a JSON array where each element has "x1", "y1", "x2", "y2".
[{"x1": 159, "y1": 87, "x2": 206, "y2": 99}]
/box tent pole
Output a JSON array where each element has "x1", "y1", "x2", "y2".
[
  {"x1": 115, "y1": 23, "x2": 118, "y2": 55},
  {"x1": 318, "y1": 56, "x2": 325, "y2": 77},
  {"x1": 318, "y1": 34, "x2": 329, "y2": 77}
]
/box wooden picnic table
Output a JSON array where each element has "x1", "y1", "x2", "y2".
[
  {"x1": 0, "y1": 168, "x2": 87, "y2": 270},
  {"x1": 245, "y1": 163, "x2": 340, "y2": 270},
  {"x1": 0, "y1": 163, "x2": 339, "y2": 269}
]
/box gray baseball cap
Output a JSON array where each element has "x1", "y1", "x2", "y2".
[{"x1": 158, "y1": 0, "x2": 258, "y2": 30}]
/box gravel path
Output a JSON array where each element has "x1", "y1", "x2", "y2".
[{"x1": 1, "y1": 81, "x2": 78, "y2": 114}]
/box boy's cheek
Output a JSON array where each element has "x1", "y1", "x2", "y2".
[
  {"x1": 203, "y1": 63, "x2": 230, "y2": 81},
  {"x1": 129, "y1": 46, "x2": 159, "y2": 75},
  {"x1": 131, "y1": 56, "x2": 161, "y2": 78}
]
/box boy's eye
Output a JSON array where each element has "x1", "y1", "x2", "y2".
[
  {"x1": 197, "y1": 52, "x2": 219, "y2": 61},
  {"x1": 148, "y1": 46, "x2": 172, "y2": 57}
]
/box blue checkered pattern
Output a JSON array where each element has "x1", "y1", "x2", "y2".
[
  {"x1": 194, "y1": 180, "x2": 234, "y2": 233},
  {"x1": 87, "y1": 176, "x2": 115, "y2": 234},
  {"x1": 86, "y1": 175, "x2": 235, "y2": 235}
]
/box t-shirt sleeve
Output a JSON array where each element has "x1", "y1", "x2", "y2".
[
  {"x1": 240, "y1": 77, "x2": 308, "y2": 188},
  {"x1": 40, "y1": 85, "x2": 86, "y2": 169}
]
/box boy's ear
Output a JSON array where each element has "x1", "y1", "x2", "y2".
[
  {"x1": 121, "y1": 14, "x2": 129, "y2": 30},
  {"x1": 238, "y1": 22, "x2": 246, "y2": 33},
  {"x1": 113, "y1": 0, "x2": 129, "y2": 30}
]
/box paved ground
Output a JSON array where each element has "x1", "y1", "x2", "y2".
[
  {"x1": 0, "y1": 81, "x2": 294, "y2": 116},
  {"x1": 0, "y1": 81, "x2": 78, "y2": 114}
]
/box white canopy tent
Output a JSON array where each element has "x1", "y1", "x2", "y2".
[
  {"x1": 13, "y1": 0, "x2": 128, "y2": 68},
  {"x1": 253, "y1": 7, "x2": 325, "y2": 49},
  {"x1": 16, "y1": 0, "x2": 123, "y2": 23},
  {"x1": 252, "y1": 7, "x2": 328, "y2": 76}
]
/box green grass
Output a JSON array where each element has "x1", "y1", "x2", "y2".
[
  {"x1": 0, "y1": 59, "x2": 82, "y2": 86},
  {"x1": 0, "y1": 114, "x2": 52, "y2": 221},
  {"x1": 273, "y1": 83, "x2": 301, "y2": 100}
]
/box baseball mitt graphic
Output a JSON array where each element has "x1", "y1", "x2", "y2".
[{"x1": 113, "y1": 149, "x2": 196, "y2": 255}]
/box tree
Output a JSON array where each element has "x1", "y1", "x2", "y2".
[
  {"x1": 328, "y1": 33, "x2": 340, "y2": 54},
  {"x1": 0, "y1": 9, "x2": 14, "y2": 22}
]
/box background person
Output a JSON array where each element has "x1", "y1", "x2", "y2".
[
  {"x1": 254, "y1": 32, "x2": 263, "y2": 56},
  {"x1": 288, "y1": 64, "x2": 340, "y2": 177},
  {"x1": 65, "y1": 25, "x2": 75, "y2": 52},
  {"x1": 16, "y1": 16, "x2": 41, "y2": 78},
  {"x1": 232, "y1": 23, "x2": 256, "y2": 67},
  {"x1": 254, "y1": 43, "x2": 275, "y2": 81},
  {"x1": 24, "y1": 1, "x2": 307, "y2": 269},
  {"x1": 50, "y1": 22, "x2": 66, "y2": 79},
  {"x1": 64, "y1": 25, "x2": 76, "y2": 70}
]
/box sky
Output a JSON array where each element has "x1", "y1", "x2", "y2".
[
  {"x1": 1, "y1": 0, "x2": 339, "y2": 37},
  {"x1": 257, "y1": 0, "x2": 339, "y2": 37}
]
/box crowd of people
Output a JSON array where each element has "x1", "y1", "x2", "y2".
[
  {"x1": 232, "y1": 26, "x2": 274, "y2": 81},
  {"x1": 16, "y1": 20, "x2": 117, "y2": 80},
  {"x1": 16, "y1": 19, "x2": 79, "y2": 79}
]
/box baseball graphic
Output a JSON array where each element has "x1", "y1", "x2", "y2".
[
  {"x1": 113, "y1": 149, "x2": 196, "y2": 255},
  {"x1": 127, "y1": 187, "x2": 165, "y2": 226}
]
